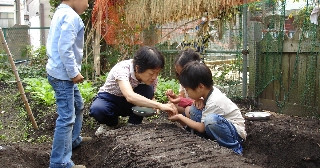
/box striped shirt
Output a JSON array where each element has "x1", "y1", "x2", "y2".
[{"x1": 98, "y1": 59, "x2": 157, "y2": 96}]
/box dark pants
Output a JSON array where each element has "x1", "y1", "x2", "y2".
[{"x1": 89, "y1": 84, "x2": 154, "y2": 125}]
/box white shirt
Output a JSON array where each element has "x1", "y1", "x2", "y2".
[{"x1": 202, "y1": 86, "x2": 247, "y2": 139}]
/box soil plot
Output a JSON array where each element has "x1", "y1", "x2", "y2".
[
  {"x1": 72, "y1": 122, "x2": 258, "y2": 168},
  {"x1": 1, "y1": 111, "x2": 319, "y2": 168}
]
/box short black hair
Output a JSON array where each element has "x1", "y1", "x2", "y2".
[
  {"x1": 133, "y1": 46, "x2": 164, "y2": 73},
  {"x1": 179, "y1": 61, "x2": 213, "y2": 90},
  {"x1": 175, "y1": 48, "x2": 201, "y2": 67}
]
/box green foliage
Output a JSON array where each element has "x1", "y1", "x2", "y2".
[
  {"x1": 145, "y1": 113, "x2": 160, "y2": 122},
  {"x1": 0, "y1": 69, "x2": 12, "y2": 81},
  {"x1": 17, "y1": 107, "x2": 32, "y2": 142},
  {"x1": 0, "y1": 134, "x2": 5, "y2": 140},
  {"x1": 18, "y1": 45, "x2": 47, "y2": 78},
  {"x1": 82, "y1": 117, "x2": 98, "y2": 130},
  {"x1": 24, "y1": 77, "x2": 55, "y2": 106},
  {"x1": 35, "y1": 135, "x2": 51, "y2": 143},
  {"x1": 24, "y1": 77, "x2": 96, "y2": 105},
  {"x1": 30, "y1": 45, "x2": 47, "y2": 66},
  {"x1": 155, "y1": 76, "x2": 179, "y2": 103},
  {"x1": 212, "y1": 54, "x2": 242, "y2": 87},
  {"x1": 101, "y1": 46, "x2": 122, "y2": 72},
  {"x1": 292, "y1": 6, "x2": 314, "y2": 31},
  {"x1": 0, "y1": 51, "x2": 13, "y2": 81},
  {"x1": 92, "y1": 73, "x2": 108, "y2": 89},
  {"x1": 78, "y1": 81, "x2": 96, "y2": 103},
  {"x1": 18, "y1": 64, "x2": 47, "y2": 79}
]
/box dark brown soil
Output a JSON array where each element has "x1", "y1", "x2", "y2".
[{"x1": 0, "y1": 82, "x2": 320, "y2": 168}]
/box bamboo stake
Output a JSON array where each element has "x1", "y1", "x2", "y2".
[{"x1": 0, "y1": 27, "x2": 38, "y2": 130}]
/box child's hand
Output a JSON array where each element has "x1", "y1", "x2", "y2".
[
  {"x1": 72, "y1": 73, "x2": 84, "y2": 84},
  {"x1": 194, "y1": 99, "x2": 204, "y2": 109},
  {"x1": 165, "y1": 89, "x2": 180, "y2": 104},
  {"x1": 165, "y1": 89, "x2": 175, "y2": 97},
  {"x1": 168, "y1": 114, "x2": 183, "y2": 122}
]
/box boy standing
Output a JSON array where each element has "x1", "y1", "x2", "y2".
[
  {"x1": 46, "y1": 0, "x2": 89, "y2": 167},
  {"x1": 168, "y1": 61, "x2": 246, "y2": 155}
]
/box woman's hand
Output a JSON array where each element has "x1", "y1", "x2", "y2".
[{"x1": 160, "y1": 103, "x2": 178, "y2": 116}]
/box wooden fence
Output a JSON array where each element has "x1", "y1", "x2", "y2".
[{"x1": 251, "y1": 29, "x2": 320, "y2": 116}]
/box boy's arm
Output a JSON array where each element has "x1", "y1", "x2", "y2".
[
  {"x1": 168, "y1": 114, "x2": 205, "y2": 133},
  {"x1": 58, "y1": 16, "x2": 83, "y2": 79}
]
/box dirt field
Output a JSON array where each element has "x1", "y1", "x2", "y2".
[{"x1": 0, "y1": 82, "x2": 320, "y2": 168}]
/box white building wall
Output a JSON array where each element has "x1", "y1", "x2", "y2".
[
  {"x1": 26, "y1": 0, "x2": 52, "y2": 48},
  {"x1": 0, "y1": 0, "x2": 14, "y2": 28},
  {"x1": 27, "y1": 0, "x2": 40, "y2": 48},
  {"x1": 40, "y1": 0, "x2": 52, "y2": 27}
]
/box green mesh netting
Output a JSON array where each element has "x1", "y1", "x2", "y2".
[
  {"x1": 252, "y1": 0, "x2": 319, "y2": 116},
  {"x1": 156, "y1": 0, "x2": 319, "y2": 117}
]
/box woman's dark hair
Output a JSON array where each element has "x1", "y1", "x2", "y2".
[
  {"x1": 179, "y1": 61, "x2": 213, "y2": 90},
  {"x1": 133, "y1": 46, "x2": 164, "y2": 73},
  {"x1": 175, "y1": 48, "x2": 201, "y2": 67}
]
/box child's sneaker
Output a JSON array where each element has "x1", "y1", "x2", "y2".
[
  {"x1": 232, "y1": 144, "x2": 243, "y2": 155},
  {"x1": 72, "y1": 165, "x2": 86, "y2": 168},
  {"x1": 81, "y1": 136, "x2": 92, "y2": 142},
  {"x1": 73, "y1": 136, "x2": 92, "y2": 149}
]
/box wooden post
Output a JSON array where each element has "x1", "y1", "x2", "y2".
[
  {"x1": 93, "y1": 7, "x2": 102, "y2": 78},
  {"x1": 0, "y1": 27, "x2": 38, "y2": 130}
]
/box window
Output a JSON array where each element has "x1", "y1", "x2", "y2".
[{"x1": 0, "y1": 12, "x2": 14, "y2": 28}]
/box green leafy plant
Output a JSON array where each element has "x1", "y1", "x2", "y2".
[
  {"x1": 0, "y1": 51, "x2": 13, "y2": 81},
  {"x1": 78, "y1": 81, "x2": 96, "y2": 103},
  {"x1": 0, "y1": 69, "x2": 12, "y2": 81},
  {"x1": 155, "y1": 76, "x2": 179, "y2": 103},
  {"x1": 24, "y1": 77, "x2": 55, "y2": 105},
  {"x1": 18, "y1": 45, "x2": 47, "y2": 79},
  {"x1": 17, "y1": 107, "x2": 32, "y2": 142},
  {"x1": 92, "y1": 73, "x2": 108, "y2": 89},
  {"x1": 24, "y1": 77, "x2": 97, "y2": 105}
]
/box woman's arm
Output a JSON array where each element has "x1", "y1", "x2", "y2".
[{"x1": 118, "y1": 80, "x2": 177, "y2": 114}]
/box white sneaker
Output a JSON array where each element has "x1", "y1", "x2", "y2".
[
  {"x1": 95, "y1": 124, "x2": 109, "y2": 137},
  {"x1": 72, "y1": 165, "x2": 86, "y2": 168},
  {"x1": 95, "y1": 124, "x2": 120, "y2": 137}
]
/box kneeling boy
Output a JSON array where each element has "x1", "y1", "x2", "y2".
[{"x1": 168, "y1": 61, "x2": 246, "y2": 155}]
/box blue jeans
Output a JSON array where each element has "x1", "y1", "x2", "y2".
[
  {"x1": 89, "y1": 84, "x2": 153, "y2": 125},
  {"x1": 48, "y1": 75, "x2": 84, "y2": 168},
  {"x1": 189, "y1": 106, "x2": 244, "y2": 154}
]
